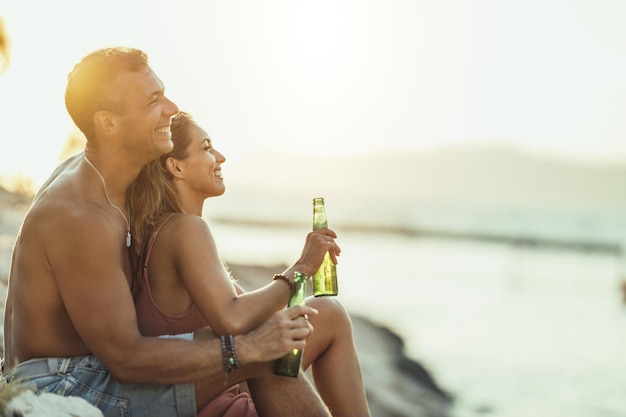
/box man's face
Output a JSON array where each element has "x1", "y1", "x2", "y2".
[{"x1": 114, "y1": 65, "x2": 179, "y2": 162}]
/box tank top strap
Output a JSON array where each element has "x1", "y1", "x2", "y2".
[{"x1": 143, "y1": 213, "x2": 177, "y2": 273}]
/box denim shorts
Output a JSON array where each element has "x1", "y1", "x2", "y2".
[{"x1": 3, "y1": 340, "x2": 196, "y2": 417}]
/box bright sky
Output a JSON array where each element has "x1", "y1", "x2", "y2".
[{"x1": 1, "y1": 0, "x2": 626, "y2": 188}]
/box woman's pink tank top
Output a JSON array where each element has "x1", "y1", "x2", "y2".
[{"x1": 133, "y1": 214, "x2": 208, "y2": 336}]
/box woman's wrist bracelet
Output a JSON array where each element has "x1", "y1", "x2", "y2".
[{"x1": 273, "y1": 273, "x2": 293, "y2": 291}]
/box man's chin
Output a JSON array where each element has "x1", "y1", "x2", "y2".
[{"x1": 156, "y1": 138, "x2": 174, "y2": 155}]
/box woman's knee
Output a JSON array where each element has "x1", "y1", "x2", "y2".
[{"x1": 306, "y1": 297, "x2": 352, "y2": 331}]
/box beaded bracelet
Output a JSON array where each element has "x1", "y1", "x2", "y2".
[
  {"x1": 220, "y1": 335, "x2": 230, "y2": 386},
  {"x1": 273, "y1": 273, "x2": 293, "y2": 291},
  {"x1": 220, "y1": 334, "x2": 240, "y2": 386},
  {"x1": 227, "y1": 335, "x2": 240, "y2": 370}
]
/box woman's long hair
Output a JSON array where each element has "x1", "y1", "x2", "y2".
[{"x1": 127, "y1": 111, "x2": 196, "y2": 287}]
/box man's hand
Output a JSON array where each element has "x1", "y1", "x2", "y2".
[{"x1": 233, "y1": 305, "x2": 319, "y2": 365}]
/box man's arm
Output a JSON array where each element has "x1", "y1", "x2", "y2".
[{"x1": 48, "y1": 211, "x2": 315, "y2": 384}]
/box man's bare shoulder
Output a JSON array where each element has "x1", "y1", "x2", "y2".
[
  {"x1": 23, "y1": 155, "x2": 119, "y2": 250},
  {"x1": 34, "y1": 153, "x2": 83, "y2": 197}
]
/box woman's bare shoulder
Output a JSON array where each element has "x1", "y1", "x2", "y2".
[
  {"x1": 160, "y1": 213, "x2": 212, "y2": 238},
  {"x1": 156, "y1": 214, "x2": 217, "y2": 260}
]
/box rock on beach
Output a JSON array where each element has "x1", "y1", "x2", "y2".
[{"x1": 229, "y1": 264, "x2": 453, "y2": 417}]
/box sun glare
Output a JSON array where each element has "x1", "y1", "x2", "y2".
[
  {"x1": 278, "y1": 1, "x2": 359, "y2": 86},
  {"x1": 1, "y1": 0, "x2": 626, "y2": 191}
]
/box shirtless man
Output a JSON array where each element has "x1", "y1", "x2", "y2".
[{"x1": 2, "y1": 47, "x2": 331, "y2": 417}]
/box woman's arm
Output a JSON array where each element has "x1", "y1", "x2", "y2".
[{"x1": 163, "y1": 215, "x2": 338, "y2": 336}]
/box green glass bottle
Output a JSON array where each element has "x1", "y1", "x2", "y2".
[
  {"x1": 312, "y1": 197, "x2": 338, "y2": 297},
  {"x1": 273, "y1": 271, "x2": 308, "y2": 377}
]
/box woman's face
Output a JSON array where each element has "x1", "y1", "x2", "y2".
[{"x1": 179, "y1": 123, "x2": 226, "y2": 199}]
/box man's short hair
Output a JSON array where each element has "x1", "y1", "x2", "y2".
[{"x1": 65, "y1": 47, "x2": 149, "y2": 140}]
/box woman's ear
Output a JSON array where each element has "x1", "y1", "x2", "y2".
[{"x1": 165, "y1": 157, "x2": 185, "y2": 179}]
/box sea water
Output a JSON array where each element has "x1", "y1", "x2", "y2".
[{"x1": 210, "y1": 221, "x2": 626, "y2": 417}]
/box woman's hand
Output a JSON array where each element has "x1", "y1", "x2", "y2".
[{"x1": 289, "y1": 228, "x2": 341, "y2": 278}]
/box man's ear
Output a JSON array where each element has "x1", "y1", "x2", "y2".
[
  {"x1": 165, "y1": 157, "x2": 185, "y2": 179},
  {"x1": 93, "y1": 110, "x2": 118, "y2": 135}
]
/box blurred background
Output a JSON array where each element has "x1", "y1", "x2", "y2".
[{"x1": 1, "y1": 1, "x2": 626, "y2": 416}]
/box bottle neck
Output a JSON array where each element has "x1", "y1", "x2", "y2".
[
  {"x1": 289, "y1": 273, "x2": 307, "y2": 307},
  {"x1": 313, "y1": 204, "x2": 328, "y2": 230}
]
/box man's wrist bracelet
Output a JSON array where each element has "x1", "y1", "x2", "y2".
[{"x1": 220, "y1": 334, "x2": 240, "y2": 386}]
